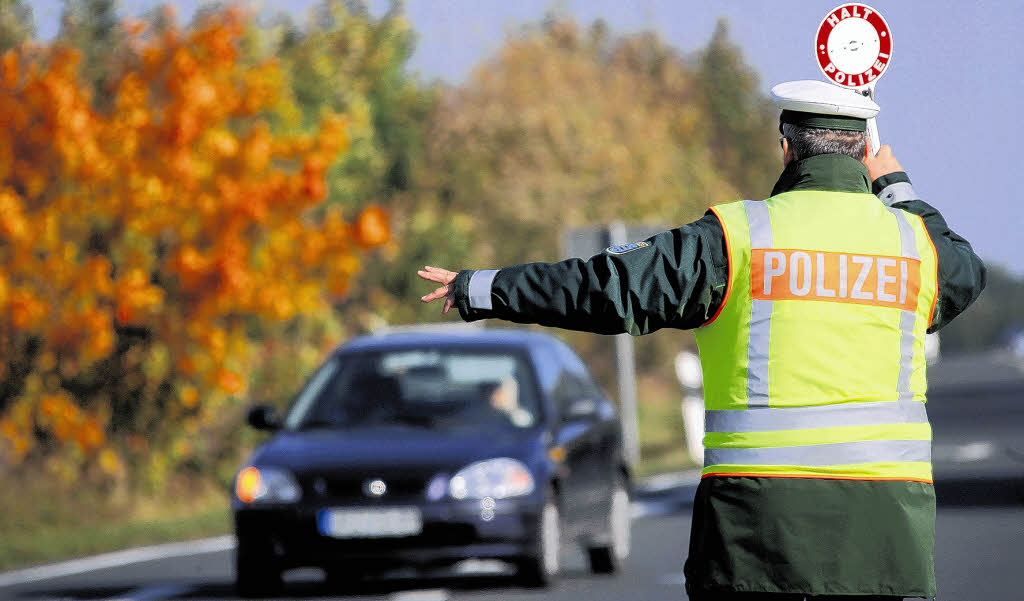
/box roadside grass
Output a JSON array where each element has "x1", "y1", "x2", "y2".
[
  {"x1": 0, "y1": 505, "x2": 231, "y2": 572},
  {"x1": 0, "y1": 474, "x2": 231, "y2": 573}
]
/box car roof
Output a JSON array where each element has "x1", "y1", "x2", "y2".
[{"x1": 335, "y1": 328, "x2": 564, "y2": 355}]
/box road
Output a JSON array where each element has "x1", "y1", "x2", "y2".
[{"x1": 2, "y1": 486, "x2": 1021, "y2": 601}]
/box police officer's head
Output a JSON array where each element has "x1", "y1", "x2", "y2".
[
  {"x1": 779, "y1": 124, "x2": 866, "y2": 166},
  {"x1": 770, "y1": 80, "x2": 878, "y2": 167}
]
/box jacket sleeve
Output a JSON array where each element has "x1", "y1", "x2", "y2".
[
  {"x1": 874, "y1": 172, "x2": 987, "y2": 332},
  {"x1": 452, "y1": 213, "x2": 728, "y2": 335}
]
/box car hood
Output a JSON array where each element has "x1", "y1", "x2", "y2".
[{"x1": 250, "y1": 425, "x2": 542, "y2": 473}]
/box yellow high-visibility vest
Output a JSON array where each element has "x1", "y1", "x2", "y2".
[{"x1": 694, "y1": 190, "x2": 938, "y2": 482}]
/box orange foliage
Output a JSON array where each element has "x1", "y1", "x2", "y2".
[{"x1": 0, "y1": 9, "x2": 388, "y2": 468}]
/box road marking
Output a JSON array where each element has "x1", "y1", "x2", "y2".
[
  {"x1": 0, "y1": 536, "x2": 235, "y2": 588},
  {"x1": 390, "y1": 589, "x2": 449, "y2": 601},
  {"x1": 104, "y1": 584, "x2": 194, "y2": 601}
]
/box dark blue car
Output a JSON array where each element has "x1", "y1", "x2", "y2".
[{"x1": 232, "y1": 329, "x2": 632, "y2": 595}]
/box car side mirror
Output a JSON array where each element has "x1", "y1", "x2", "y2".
[
  {"x1": 247, "y1": 405, "x2": 281, "y2": 431},
  {"x1": 564, "y1": 398, "x2": 598, "y2": 422}
]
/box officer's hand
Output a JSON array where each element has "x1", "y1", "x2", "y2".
[
  {"x1": 862, "y1": 144, "x2": 903, "y2": 181},
  {"x1": 417, "y1": 266, "x2": 457, "y2": 314}
]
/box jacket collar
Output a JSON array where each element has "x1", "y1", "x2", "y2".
[{"x1": 769, "y1": 153, "x2": 872, "y2": 196}]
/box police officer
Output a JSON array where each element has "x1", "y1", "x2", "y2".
[{"x1": 418, "y1": 80, "x2": 985, "y2": 600}]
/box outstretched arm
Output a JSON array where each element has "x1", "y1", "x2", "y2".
[{"x1": 417, "y1": 214, "x2": 727, "y2": 336}]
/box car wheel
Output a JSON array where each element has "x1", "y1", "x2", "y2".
[
  {"x1": 517, "y1": 492, "x2": 561, "y2": 587},
  {"x1": 235, "y1": 545, "x2": 282, "y2": 597},
  {"x1": 587, "y1": 475, "x2": 631, "y2": 574}
]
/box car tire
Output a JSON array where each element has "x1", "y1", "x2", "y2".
[
  {"x1": 235, "y1": 546, "x2": 282, "y2": 597},
  {"x1": 586, "y1": 474, "x2": 631, "y2": 574},
  {"x1": 516, "y1": 491, "x2": 561, "y2": 588}
]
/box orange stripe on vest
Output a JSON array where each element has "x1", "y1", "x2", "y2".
[{"x1": 750, "y1": 249, "x2": 920, "y2": 310}]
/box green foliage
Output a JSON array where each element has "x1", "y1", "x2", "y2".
[
  {"x1": 0, "y1": 0, "x2": 33, "y2": 52},
  {"x1": 248, "y1": 0, "x2": 433, "y2": 208},
  {"x1": 697, "y1": 19, "x2": 780, "y2": 198},
  {"x1": 57, "y1": 0, "x2": 122, "y2": 99}
]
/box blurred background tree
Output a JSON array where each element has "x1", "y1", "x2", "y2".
[
  {"x1": 57, "y1": 0, "x2": 121, "y2": 102},
  {"x1": 698, "y1": 19, "x2": 779, "y2": 197},
  {"x1": 0, "y1": 0, "x2": 33, "y2": 52}
]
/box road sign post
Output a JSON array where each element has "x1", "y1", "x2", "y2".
[
  {"x1": 562, "y1": 222, "x2": 665, "y2": 467},
  {"x1": 608, "y1": 221, "x2": 641, "y2": 467}
]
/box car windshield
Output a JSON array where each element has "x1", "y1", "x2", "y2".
[{"x1": 282, "y1": 348, "x2": 541, "y2": 432}]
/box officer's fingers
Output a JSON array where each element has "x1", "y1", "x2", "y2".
[
  {"x1": 442, "y1": 296, "x2": 454, "y2": 314},
  {"x1": 875, "y1": 144, "x2": 893, "y2": 159},
  {"x1": 420, "y1": 285, "x2": 449, "y2": 303},
  {"x1": 417, "y1": 268, "x2": 449, "y2": 284},
  {"x1": 422, "y1": 266, "x2": 456, "y2": 283}
]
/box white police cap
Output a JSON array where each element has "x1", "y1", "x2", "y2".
[{"x1": 771, "y1": 80, "x2": 878, "y2": 132}]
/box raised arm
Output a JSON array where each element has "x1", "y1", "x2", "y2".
[{"x1": 864, "y1": 146, "x2": 987, "y2": 331}]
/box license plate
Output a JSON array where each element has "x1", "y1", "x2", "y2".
[{"x1": 317, "y1": 507, "x2": 423, "y2": 538}]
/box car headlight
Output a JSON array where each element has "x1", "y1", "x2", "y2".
[
  {"x1": 235, "y1": 466, "x2": 301, "y2": 504},
  {"x1": 449, "y1": 458, "x2": 535, "y2": 500}
]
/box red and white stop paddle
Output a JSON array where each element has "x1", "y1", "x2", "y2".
[{"x1": 815, "y1": 3, "x2": 893, "y2": 155}]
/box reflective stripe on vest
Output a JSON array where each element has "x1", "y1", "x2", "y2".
[
  {"x1": 889, "y1": 207, "x2": 919, "y2": 403},
  {"x1": 744, "y1": 200, "x2": 772, "y2": 408},
  {"x1": 696, "y1": 193, "x2": 938, "y2": 483}
]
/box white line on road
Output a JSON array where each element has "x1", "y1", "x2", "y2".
[
  {"x1": 390, "y1": 589, "x2": 449, "y2": 601},
  {"x1": 0, "y1": 536, "x2": 235, "y2": 588}
]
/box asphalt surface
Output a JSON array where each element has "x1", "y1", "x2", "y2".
[{"x1": 2, "y1": 484, "x2": 1021, "y2": 601}]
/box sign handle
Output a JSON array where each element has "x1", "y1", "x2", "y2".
[{"x1": 862, "y1": 84, "x2": 880, "y2": 155}]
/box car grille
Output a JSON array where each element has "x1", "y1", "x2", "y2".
[{"x1": 297, "y1": 472, "x2": 431, "y2": 503}]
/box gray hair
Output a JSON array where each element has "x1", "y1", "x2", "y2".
[{"x1": 781, "y1": 123, "x2": 866, "y2": 161}]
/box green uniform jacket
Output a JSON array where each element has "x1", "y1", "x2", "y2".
[{"x1": 451, "y1": 154, "x2": 986, "y2": 597}]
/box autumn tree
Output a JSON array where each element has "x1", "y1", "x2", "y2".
[{"x1": 0, "y1": 7, "x2": 388, "y2": 484}]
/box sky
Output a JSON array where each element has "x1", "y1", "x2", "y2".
[{"x1": 28, "y1": 0, "x2": 1024, "y2": 274}]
